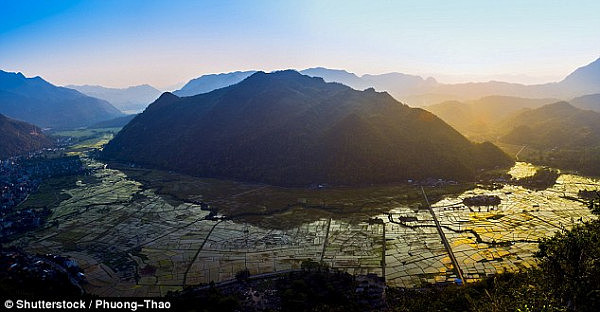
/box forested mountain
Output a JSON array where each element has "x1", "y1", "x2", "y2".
[
  {"x1": 499, "y1": 102, "x2": 600, "y2": 148},
  {"x1": 103, "y1": 71, "x2": 512, "y2": 186},
  {"x1": 497, "y1": 102, "x2": 600, "y2": 175},
  {"x1": 0, "y1": 114, "x2": 53, "y2": 159},
  {"x1": 426, "y1": 96, "x2": 557, "y2": 140},
  {"x1": 0, "y1": 70, "x2": 122, "y2": 129},
  {"x1": 89, "y1": 114, "x2": 137, "y2": 129}
]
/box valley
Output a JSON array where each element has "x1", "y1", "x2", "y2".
[
  {"x1": 6, "y1": 131, "x2": 597, "y2": 297},
  {"x1": 4, "y1": 2, "x2": 600, "y2": 309}
]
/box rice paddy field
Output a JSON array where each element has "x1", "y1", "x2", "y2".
[{"x1": 7, "y1": 135, "x2": 599, "y2": 296}]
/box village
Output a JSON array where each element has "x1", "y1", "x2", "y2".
[
  {"x1": 0, "y1": 151, "x2": 87, "y2": 241},
  {"x1": 0, "y1": 246, "x2": 86, "y2": 295}
]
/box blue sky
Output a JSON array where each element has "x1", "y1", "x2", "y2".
[{"x1": 1, "y1": 0, "x2": 599, "y2": 88}]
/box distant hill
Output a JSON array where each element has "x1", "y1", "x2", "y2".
[
  {"x1": 499, "y1": 102, "x2": 600, "y2": 148},
  {"x1": 302, "y1": 69, "x2": 565, "y2": 106},
  {"x1": 570, "y1": 94, "x2": 600, "y2": 112},
  {"x1": 559, "y1": 57, "x2": 600, "y2": 96},
  {"x1": 426, "y1": 96, "x2": 558, "y2": 140},
  {"x1": 174, "y1": 68, "x2": 436, "y2": 101},
  {"x1": 103, "y1": 71, "x2": 512, "y2": 186},
  {"x1": 300, "y1": 67, "x2": 438, "y2": 105},
  {"x1": 0, "y1": 114, "x2": 53, "y2": 159},
  {"x1": 299, "y1": 67, "x2": 369, "y2": 89},
  {"x1": 169, "y1": 58, "x2": 600, "y2": 106},
  {"x1": 89, "y1": 114, "x2": 137, "y2": 129},
  {"x1": 427, "y1": 58, "x2": 600, "y2": 102},
  {"x1": 497, "y1": 101, "x2": 600, "y2": 176},
  {"x1": 173, "y1": 71, "x2": 257, "y2": 97},
  {"x1": 67, "y1": 84, "x2": 161, "y2": 114},
  {"x1": 0, "y1": 70, "x2": 123, "y2": 129},
  {"x1": 303, "y1": 58, "x2": 600, "y2": 106}
]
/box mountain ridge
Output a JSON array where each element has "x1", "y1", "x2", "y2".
[
  {"x1": 67, "y1": 84, "x2": 162, "y2": 113},
  {"x1": 570, "y1": 93, "x2": 600, "y2": 112},
  {"x1": 103, "y1": 70, "x2": 513, "y2": 186},
  {"x1": 170, "y1": 57, "x2": 600, "y2": 106},
  {"x1": 0, "y1": 70, "x2": 123, "y2": 129},
  {"x1": 426, "y1": 96, "x2": 559, "y2": 140},
  {"x1": 498, "y1": 101, "x2": 600, "y2": 148},
  {"x1": 173, "y1": 70, "x2": 258, "y2": 97},
  {"x1": 0, "y1": 114, "x2": 53, "y2": 159}
]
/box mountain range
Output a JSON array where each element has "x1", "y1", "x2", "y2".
[
  {"x1": 0, "y1": 114, "x2": 53, "y2": 159},
  {"x1": 496, "y1": 102, "x2": 600, "y2": 176},
  {"x1": 67, "y1": 84, "x2": 162, "y2": 114},
  {"x1": 498, "y1": 102, "x2": 600, "y2": 149},
  {"x1": 173, "y1": 71, "x2": 257, "y2": 97},
  {"x1": 0, "y1": 70, "x2": 123, "y2": 129},
  {"x1": 426, "y1": 96, "x2": 559, "y2": 140},
  {"x1": 169, "y1": 57, "x2": 600, "y2": 107},
  {"x1": 303, "y1": 59, "x2": 600, "y2": 106},
  {"x1": 570, "y1": 94, "x2": 600, "y2": 112},
  {"x1": 103, "y1": 70, "x2": 512, "y2": 186}
]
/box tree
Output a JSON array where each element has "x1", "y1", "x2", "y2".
[{"x1": 535, "y1": 220, "x2": 600, "y2": 311}]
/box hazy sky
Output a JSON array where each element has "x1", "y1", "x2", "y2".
[{"x1": 2, "y1": 0, "x2": 599, "y2": 89}]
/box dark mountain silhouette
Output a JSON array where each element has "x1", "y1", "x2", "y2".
[
  {"x1": 427, "y1": 96, "x2": 558, "y2": 139},
  {"x1": 499, "y1": 102, "x2": 600, "y2": 148},
  {"x1": 570, "y1": 93, "x2": 600, "y2": 112},
  {"x1": 67, "y1": 84, "x2": 161, "y2": 113},
  {"x1": 103, "y1": 71, "x2": 512, "y2": 186},
  {"x1": 0, "y1": 70, "x2": 123, "y2": 129},
  {"x1": 173, "y1": 70, "x2": 257, "y2": 97},
  {"x1": 0, "y1": 114, "x2": 53, "y2": 159},
  {"x1": 173, "y1": 68, "x2": 435, "y2": 101},
  {"x1": 89, "y1": 114, "x2": 137, "y2": 129}
]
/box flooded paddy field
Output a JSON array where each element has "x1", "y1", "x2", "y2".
[{"x1": 8, "y1": 157, "x2": 598, "y2": 296}]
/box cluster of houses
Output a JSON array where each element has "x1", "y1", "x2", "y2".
[
  {"x1": 0, "y1": 153, "x2": 87, "y2": 240},
  {"x1": 579, "y1": 189, "x2": 600, "y2": 215},
  {"x1": 355, "y1": 273, "x2": 386, "y2": 309},
  {"x1": 416, "y1": 178, "x2": 458, "y2": 187},
  {"x1": 462, "y1": 195, "x2": 502, "y2": 207},
  {"x1": 0, "y1": 158, "x2": 39, "y2": 212},
  {"x1": 0, "y1": 247, "x2": 85, "y2": 293}
]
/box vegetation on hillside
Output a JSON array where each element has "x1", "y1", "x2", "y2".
[
  {"x1": 0, "y1": 114, "x2": 53, "y2": 159},
  {"x1": 103, "y1": 71, "x2": 512, "y2": 187},
  {"x1": 426, "y1": 96, "x2": 556, "y2": 141},
  {"x1": 517, "y1": 147, "x2": 600, "y2": 177},
  {"x1": 499, "y1": 102, "x2": 600, "y2": 149},
  {"x1": 432, "y1": 100, "x2": 600, "y2": 177},
  {"x1": 88, "y1": 114, "x2": 136, "y2": 129},
  {"x1": 0, "y1": 70, "x2": 123, "y2": 129},
  {"x1": 497, "y1": 102, "x2": 600, "y2": 177}
]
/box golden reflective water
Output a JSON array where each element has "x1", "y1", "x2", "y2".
[{"x1": 10, "y1": 161, "x2": 599, "y2": 295}]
